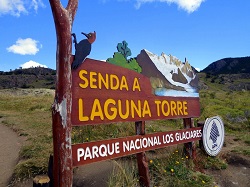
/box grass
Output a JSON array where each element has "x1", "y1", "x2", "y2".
[
  {"x1": 199, "y1": 90, "x2": 250, "y2": 130},
  {"x1": 0, "y1": 89, "x2": 54, "y2": 182},
  {"x1": 108, "y1": 148, "x2": 214, "y2": 187},
  {"x1": 108, "y1": 159, "x2": 139, "y2": 187},
  {"x1": 198, "y1": 73, "x2": 250, "y2": 156},
  {"x1": 72, "y1": 122, "x2": 136, "y2": 144},
  {"x1": 72, "y1": 119, "x2": 182, "y2": 144}
]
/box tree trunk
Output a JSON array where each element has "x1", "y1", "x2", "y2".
[{"x1": 49, "y1": 1, "x2": 78, "y2": 186}]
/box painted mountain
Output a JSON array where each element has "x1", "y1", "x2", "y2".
[{"x1": 136, "y1": 49, "x2": 199, "y2": 97}]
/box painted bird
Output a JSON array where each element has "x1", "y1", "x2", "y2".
[{"x1": 71, "y1": 31, "x2": 96, "y2": 70}]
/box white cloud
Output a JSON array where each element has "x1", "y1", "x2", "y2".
[
  {"x1": 7, "y1": 38, "x2": 40, "y2": 55},
  {"x1": 30, "y1": 0, "x2": 45, "y2": 12},
  {"x1": 0, "y1": 0, "x2": 45, "y2": 17},
  {"x1": 135, "y1": 0, "x2": 206, "y2": 13},
  {"x1": 20, "y1": 60, "x2": 47, "y2": 69},
  {"x1": 0, "y1": 0, "x2": 27, "y2": 16}
]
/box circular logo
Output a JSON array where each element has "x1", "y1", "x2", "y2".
[{"x1": 202, "y1": 116, "x2": 224, "y2": 156}]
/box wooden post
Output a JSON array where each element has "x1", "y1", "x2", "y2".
[
  {"x1": 183, "y1": 118, "x2": 196, "y2": 159},
  {"x1": 49, "y1": 1, "x2": 78, "y2": 186},
  {"x1": 33, "y1": 175, "x2": 50, "y2": 187},
  {"x1": 197, "y1": 121, "x2": 204, "y2": 151},
  {"x1": 135, "y1": 121, "x2": 150, "y2": 187}
]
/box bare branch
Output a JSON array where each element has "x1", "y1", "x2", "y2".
[
  {"x1": 66, "y1": 0, "x2": 78, "y2": 13},
  {"x1": 66, "y1": 0, "x2": 78, "y2": 27}
]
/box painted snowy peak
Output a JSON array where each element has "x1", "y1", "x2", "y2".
[{"x1": 136, "y1": 49, "x2": 199, "y2": 97}]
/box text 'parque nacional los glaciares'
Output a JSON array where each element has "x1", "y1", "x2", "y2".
[
  {"x1": 71, "y1": 57, "x2": 200, "y2": 126},
  {"x1": 72, "y1": 127, "x2": 202, "y2": 166}
]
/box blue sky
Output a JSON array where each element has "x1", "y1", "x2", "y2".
[{"x1": 1, "y1": 0, "x2": 249, "y2": 72}]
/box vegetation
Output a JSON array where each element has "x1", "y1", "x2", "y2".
[
  {"x1": 108, "y1": 147, "x2": 217, "y2": 187},
  {"x1": 0, "y1": 67, "x2": 56, "y2": 89},
  {"x1": 146, "y1": 148, "x2": 213, "y2": 187},
  {"x1": 198, "y1": 73, "x2": 250, "y2": 132},
  {"x1": 107, "y1": 41, "x2": 142, "y2": 73}
]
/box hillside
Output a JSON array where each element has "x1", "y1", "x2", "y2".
[
  {"x1": 201, "y1": 56, "x2": 250, "y2": 74},
  {"x1": 0, "y1": 67, "x2": 56, "y2": 89},
  {"x1": 200, "y1": 57, "x2": 250, "y2": 91}
]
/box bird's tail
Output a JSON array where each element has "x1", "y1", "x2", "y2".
[
  {"x1": 71, "y1": 59, "x2": 80, "y2": 70},
  {"x1": 71, "y1": 58, "x2": 87, "y2": 70}
]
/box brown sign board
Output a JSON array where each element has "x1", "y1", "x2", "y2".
[
  {"x1": 72, "y1": 127, "x2": 202, "y2": 166},
  {"x1": 71, "y1": 59, "x2": 200, "y2": 126}
]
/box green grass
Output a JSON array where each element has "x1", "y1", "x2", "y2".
[
  {"x1": 199, "y1": 90, "x2": 250, "y2": 130},
  {"x1": 232, "y1": 132, "x2": 250, "y2": 155},
  {"x1": 198, "y1": 72, "x2": 250, "y2": 156},
  {"x1": 108, "y1": 148, "x2": 213, "y2": 187}
]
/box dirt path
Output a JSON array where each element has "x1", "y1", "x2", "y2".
[
  {"x1": 205, "y1": 135, "x2": 250, "y2": 187},
  {"x1": 0, "y1": 123, "x2": 22, "y2": 187},
  {"x1": 11, "y1": 161, "x2": 115, "y2": 187},
  {"x1": 207, "y1": 160, "x2": 250, "y2": 187},
  {"x1": 73, "y1": 161, "x2": 115, "y2": 187}
]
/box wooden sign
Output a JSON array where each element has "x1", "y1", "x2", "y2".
[
  {"x1": 70, "y1": 42, "x2": 202, "y2": 187},
  {"x1": 72, "y1": 127, "x2": 202, "y2": 166},
  {"x1": 71, "y1": 58, "x2": 200, "y2": 126}
]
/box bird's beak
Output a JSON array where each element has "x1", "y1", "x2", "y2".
[{"x1": 81, "y1": 32, "x2": 89, "y2": 39}]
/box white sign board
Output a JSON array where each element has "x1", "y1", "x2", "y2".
[{"x1": 202, "y1": 116, "x2": 225, "y2": 156}]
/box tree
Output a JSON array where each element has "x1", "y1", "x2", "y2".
[
  {"x1": 107, "y1": 41, "x2": 142, "y2": 73},
  {"x1": 49, "y1": 1, "x2": 78, "y2": 186}
]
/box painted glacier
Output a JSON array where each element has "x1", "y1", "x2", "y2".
[{"x1": 136, "y1": 49, "x2": 199, "y2": 97}]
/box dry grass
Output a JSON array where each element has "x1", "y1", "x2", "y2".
[{"x1": 0, "y1": 88, "x2": 54, "y2": 181}]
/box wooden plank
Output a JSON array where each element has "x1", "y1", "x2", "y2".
[
  {"x1": 72, "y1": 127, "x2": 202, "y2": 167},
  {"x1": 71, "y1": 59, "x2": 200, "y2": 126}
]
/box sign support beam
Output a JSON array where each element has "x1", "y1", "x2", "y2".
[
  {"x1": 135, "y1": 121, "x2": 151, "y2": 187},
  {"x1": 183, "y1": 118, "x2": 197, "y2": 159}
]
